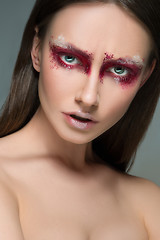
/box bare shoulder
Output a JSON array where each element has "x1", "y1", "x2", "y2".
[
  {"x1": 0, "y1": 134, "x2": 29, "y2": 239},
  {"x1": 135, "y1": 177, "x2": 160, "y2": 240},
  {"x1": 121, "y1": 173, "x2": 160, "y2": 240},
  {"x1": 0, "y1": 164, "x2": 25, "y2": 239}
]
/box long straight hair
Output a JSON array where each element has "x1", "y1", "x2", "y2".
[{"x1": 0, "y1": 0, "x2": 160, "y2": 172}]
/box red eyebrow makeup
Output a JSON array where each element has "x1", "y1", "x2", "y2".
[
  {"x1": 49, "y1": 41, "x2": 93, "y2": 74},
  {"x1": 100, "y1": 56, "x2": 143, "y2": 86},
  {"x1": 49, "y1": 37, "x2": 144, "y2": 88},
  {"x1": 104, "y1": 52, "x2": 114, "y2": 60}
]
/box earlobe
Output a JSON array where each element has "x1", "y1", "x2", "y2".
[
  {"x1": 140, "y1": 59, "x2": 156, "y2": 88},
  {"x1": 31, "y1": 33, "x2": 41, "y2": 73}
]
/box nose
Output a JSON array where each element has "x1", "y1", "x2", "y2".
[{"x1": 75, "y1": 72, "x2": 100, "y2": 111}]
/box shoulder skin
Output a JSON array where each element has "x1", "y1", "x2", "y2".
[{"x1": 0, "y1": 166, "x2": 25, "y2": 240}]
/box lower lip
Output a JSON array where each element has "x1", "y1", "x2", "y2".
[{"x1": 63, "y1": 113, "x2": 97, "y2": 130}]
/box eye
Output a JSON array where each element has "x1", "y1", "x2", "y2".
[
  {"x1": 100, "y1": 61, "x2": 142, "y2": 86},
  {"x1": 110, "y1": 66, "x2": 129, "y2": 76},
  {"x1": 60, "y1": 55, "x2": 80, "y2": 65}
]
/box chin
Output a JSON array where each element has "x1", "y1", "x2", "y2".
[{"x1": 58, "y1": 130, "x2": 98, "y2": 145}]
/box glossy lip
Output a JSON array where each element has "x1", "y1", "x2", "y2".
[{"x1": 62, "y1": 111, "x2": 98, "y2": 130}]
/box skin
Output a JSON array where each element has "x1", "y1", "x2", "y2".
[{"x1": 0, "y1": 2, "x2": 159, "y2": 240}]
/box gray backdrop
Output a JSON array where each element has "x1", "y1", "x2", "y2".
[{"x1": 0, "y1": 0, "x2": 159, "y2": 185}]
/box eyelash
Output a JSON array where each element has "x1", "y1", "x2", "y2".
[
  {"x1": 104, "y1": 65, "x2": 134, "y2": 83},
  {"x1": 56, "y1": 54, "x2": 130, "y2": 74},
  {"x1": 58, "y1": 54, "x2": 81, "y2": 68},
  {"x1": 109, "y1": 66, "x2": 129, "y2": 76},
  {"x1": 50, "y1": 48, "x2": 139, "y2": 85}
]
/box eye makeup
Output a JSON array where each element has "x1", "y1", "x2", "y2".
[
  {"x1": 100, "y1": 57, "x2": 144, "y2": 86},
  {"x1": 52, "y1": 35, "x2": 68, "y2": 49},
  {"x1": 49, "y1": 40, "x2": 93, "y2": 74},
  {"x1": 104, "y1": 52, "x2": 114, "y2": 60},
  {"x1": 49, "y1": 36, "x2": 144, "y2": 87}
]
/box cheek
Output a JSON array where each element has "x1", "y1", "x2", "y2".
[
  {"x1": 100, "y1": 85, "x2": 139, "y2": 125},
  {"x1": 38, "y1": 70, "x2": 66, "y2": 107},
  {"x1": 38, "y1": 61, "x2": 82, "y2": 108}
]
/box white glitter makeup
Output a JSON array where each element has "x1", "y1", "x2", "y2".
[
  {"x1": 132, "y1": 55, "x2": 144, "y2": 65},
  {"x1": 52, "y1": 35, "x2": 68, "y2": 48},
  {"x1": 116, "y1": 55, "x2": 144, "y2": 67}
]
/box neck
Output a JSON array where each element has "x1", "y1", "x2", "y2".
[{"x1": 22, "y1": 107, "x2": 93, "y2": 170}]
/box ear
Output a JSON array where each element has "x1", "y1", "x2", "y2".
[
  {"x1": 31, "y1": 29, "x2": 41, "y2": 72},
  {"x1": 140, "y1": 59, "x2": 156, "y2": 87}
]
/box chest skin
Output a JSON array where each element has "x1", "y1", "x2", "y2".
[{"x1": 14, "y1": 160, "x2": 148, "y2": 240}]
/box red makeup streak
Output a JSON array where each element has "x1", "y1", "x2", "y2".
[
  {"x1": 49, "y1": 41, "x2": 143, "y2": 88},
  {"x1": 49, "y1": 41, "x2": 93, "y2": 74},
  {"x1": 104, "y1": 52, "x2": 114, "y2": 60},
  {"x1": 100, "y1": 57, "x2": 143, "y2": 86}
]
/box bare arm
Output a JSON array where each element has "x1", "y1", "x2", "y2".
[{"x1": 0, "y1": 178, "x2": 25, "y2": 240}]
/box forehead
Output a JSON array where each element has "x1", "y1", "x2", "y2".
[{"x1": 46, "y1": 3, "x2": 152, "y2": 61}]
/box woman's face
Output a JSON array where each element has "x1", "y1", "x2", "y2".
[{"x1": 33, "y1": 3, "x2": 153, "y2": 144}]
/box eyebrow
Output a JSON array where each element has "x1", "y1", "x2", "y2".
[
  {"x1": 103, "y1": 57, "x2": 144, "y2": 69},
  {"x1": 52, "y1": 39, "x2": 144, "y2": 67},
  {"x1": 52, "y1": 40, "x2": 93, "y2": 61}
]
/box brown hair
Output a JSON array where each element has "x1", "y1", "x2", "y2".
[{"x1": 0, "y1": 0, "x2": 160, "y2": 172}]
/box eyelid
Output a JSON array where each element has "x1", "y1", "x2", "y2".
[
  {"x1": 50, "y1": 44, "x2": 141, "y2": 82},
  {"x1": 54, "y1": 48, "x2": 81, "y2": 60},
  {"x1": 99, "y1": 61, "x2": 141, "y2": 84},
  {"x1": 60, "y1": 55, "x2": 80, "y2": 64},
  {"x1": 54, "y1": 47, "x2": 80, "y2": 58},
  {"x1": 59, "y1": 53, "x2": 81, "y2": 64},
  {"x1": 106, "y1": 64, "x2": 132, "y2": 74},
  {"x1": 50, "y1": 44, "x2": 92, "y2": 74},
  {"x1": 51, "y1": 44, "x2": 92, "y2": 64},
  {"x1": 112, "y1": 64, "x2": 132, "y2": 70},
  {"x1": 109, "y1": 66, "x2": 129, "y2": 74}
]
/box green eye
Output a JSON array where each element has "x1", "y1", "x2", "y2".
[
  {"x1": 64, "y1": 56, "x2": 76, "y2": 63},
  {"x1": 114, "y1": 67, "x2": 125, "y2": 75}
]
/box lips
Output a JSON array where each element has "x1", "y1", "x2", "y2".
[
  {"x1": 70, "y1": 114, "x2": 92, "y2": 122},
  {"x1": 62, "y1": 112, "x2": 98, "y2": 130},
  {"x1": 66, "y1": 111, "x2": 97, "y2": 122}
]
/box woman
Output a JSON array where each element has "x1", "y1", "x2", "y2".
[{"x1": 0, "y1": 0, "x2": 159, "y2": 239}]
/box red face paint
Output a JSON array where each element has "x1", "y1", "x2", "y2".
[
  {"x1": 49, "y1": 40, "x2": 143, "y2": 87},
  {"x1": 104, "y1": 52, "x2": 114, "y2": 60},
  {"x1": 49, "y1": 41, "x2": 93, "y2": 74},
  {"x1": 100, "y1": 57, "x2": 143, "y2": 86}
]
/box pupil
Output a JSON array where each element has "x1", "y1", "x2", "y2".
[
  {"x1": 115, "y1": 67, "x2": 124, "y2": 74},
  {"x1": 65, "y1": 56, "x2": 75, "y2": 62}
]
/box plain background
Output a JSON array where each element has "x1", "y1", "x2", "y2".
[{"x1": 0, "y1": 0, "x2": 159, "y2": 186}]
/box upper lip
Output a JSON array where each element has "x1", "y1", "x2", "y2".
[{"x1": 63, "y1": 111, "x2": 98, "y2": 122}]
